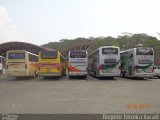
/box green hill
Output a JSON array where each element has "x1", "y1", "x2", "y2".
[{"x1": 42, "y1": 33, "x2": 160, "y2": 65}]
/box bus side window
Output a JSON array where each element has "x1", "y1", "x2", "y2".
[
  {"x1": 29, "y1": 54, "x2": 37, "y2": 62},
  {"x1": 35, "y1": 56, "x2": 38, "y2": 62},
  {"x1": 29, "y1": 54, "x2": 32, "y2": 62}
]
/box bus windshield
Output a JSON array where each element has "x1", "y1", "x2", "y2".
[
  {"x1": 70, "y1": 51, "x2": 86, "y2": 58},
  {"x1": 8, "y1": 53, "x2": 25, "y2": 59},
  {"x1": 136, "y1": 48, "x2": 153, "y2": 55},
  {"x1": 41, "y1": 51, "x2": 58, "y2": 59},
  {"x1": 102, "y1": 48, "x2": 118, "y2": 54}
]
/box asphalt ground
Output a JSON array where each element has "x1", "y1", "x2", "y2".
[{"x1": 0, "y1": 75, "x2": 160, "y2": 114}]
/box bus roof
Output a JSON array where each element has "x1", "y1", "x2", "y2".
[
  {"x1": 89, "y1": 46, "x2": 120, "y2": 56},
  {"x1": 69, "y1": 50, "x2": 87, "y2": 52},
  {"x1": 7, "y1": 50, "x2": 38, "y2": 56},
  {"x1": 120, "y1": 47, "x2": 153, "y2": 53},
  {"x1": 98, "y1": 46, "x2": 120, "y2": 49}
]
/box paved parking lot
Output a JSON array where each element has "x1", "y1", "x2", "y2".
[{"x1": 0, "y1": 75, "x2": 160, "y2": 113}]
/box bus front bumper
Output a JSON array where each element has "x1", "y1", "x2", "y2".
[
  {"x1": 99, "y1": 73, "x2": 120, "y2": 77},
  {"x1": 68, "y1": 72, "x2": 87, "y2": 76},
  {"x1": 39, "y1": 72, "x2": 61, "y2": 77},
  {"x1": 6, "y1": 70, "x2": 30, "y2": 77},
  {"x1": 99, "y1": 70, "x2": 120, "y2": 77},
  {"x1": 134, "y1": 73, "x2": 154, "y2": 78}
]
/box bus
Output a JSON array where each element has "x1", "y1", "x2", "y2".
[
  {"x1": 88, "y1": 46, "x2": 121, "y2": 78},
  {"x1": 0, "y1": 56, "x2": 5, "y2": 74},
  {"x1": 68, "y1": 50, "x2": 88, "y2": 78},
  {"x1": 6, "y1": 50, "x2": 38, "y2": 78},
  {"x1": 120, "y1": 47, "x2": 154, "y2": 78},
  {"x1": 38, "y1": 50, "x2": 66, "y2": 77}
]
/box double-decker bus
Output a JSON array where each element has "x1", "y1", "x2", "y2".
[
  {"x1": 38, "y1": 50, "x2": 66, "y2": 77},
  {"x1": 120, "y1": 47, "x2": 154, "y2": 78},
  {"x1": 6, "y1": 50, "x2": 38, "y2": 78},
  {"x1": 88, "y1": 46, "x2": 121, "y2": 78},
  {"x1": 0, "y1": 56, "x2": 5, "y2": 74},
  {"x1": 68, "y1": 50, "x2": 88, "y2": 78}
]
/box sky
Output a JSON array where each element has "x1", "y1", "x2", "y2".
[{"x1": 0, "y1": 0, "x2": 160, "y2": 45}]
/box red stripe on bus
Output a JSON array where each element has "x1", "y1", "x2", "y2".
[{"x1": 69, "y1": 65, "x2": 81, "y2": 72}]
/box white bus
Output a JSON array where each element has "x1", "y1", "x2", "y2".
[
  {"x1": 68, "y1": 50, "x2": 88, "y2": 78},
  {"x1": 6, "y1": 50, "x2": 38, "y2": 78},
  {"x1": 120, "y1": 47, "x2": 154, "y2": 78},
  {"x1": 0, "y1": 56, "x2": 5, "y2": 74},
  {"x1": 88, "y1": 46, "x2": 121, "y2": 78}
]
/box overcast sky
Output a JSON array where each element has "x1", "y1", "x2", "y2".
[{"x1": 0, "y1": 0, "x2": 160, "y2": 45}]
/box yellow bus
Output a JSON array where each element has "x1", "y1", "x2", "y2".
[
  {"x1": 38, "y1": 50, "x2": 66, "y2": 77},
  {"x1": 6, "y1": 50, "x2": 38, "y2": 78}
]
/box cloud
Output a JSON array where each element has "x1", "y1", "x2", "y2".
[{"x1": 0, "y1": 7, "x2": 25, "y2": 44}]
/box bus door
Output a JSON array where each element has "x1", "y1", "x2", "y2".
[
  {"x1": 128, "y1": 54, "x2": 133, "y2": 76},
  {"x1": 128, "y1": 61, "x2": 133, "y2": 76}
]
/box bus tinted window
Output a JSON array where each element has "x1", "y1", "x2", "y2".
[
  {"x1": 8, "y1": 53, "x2": 25, "y2": 59},
  {"x1": 41, "y1": 51, "x2": 57, "y2": 59},
  {"x1": 136, "y1": 48, "x2": 153, "y2": 55},
  {"x1": 102, "y1": 48, "x2": 118, "y2": 54},
  {"x1": 29, "y1": 54, "x2": 38, "y2": 62},
  {"x1": 70, "y1": 51, "x2": 86, "y2": 58}
]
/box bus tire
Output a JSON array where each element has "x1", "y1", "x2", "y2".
[
  {"x1": 94, "y1": 72, "x2": 96, "y2": 78},
  {"x1": 68, "y1": 76, "x2": 72, "y2": 79},
  {"x1": 123, "y1": 71, "x2": 126, "y2": 78},
  {"x1": 122, "y1": 73, "x2": 125, "y2": 78},
  {"x1": 111, "y1": 77, "x2": 114, "y2": 79},
  {"x1": 84, "y1": 75, "x2": 87, "y2": 79}
]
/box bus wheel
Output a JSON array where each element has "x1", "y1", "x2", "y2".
[
  {"x1": 68, "y1": 76, "x2": 72, "y2": 79},
  {"x1": 84, "y1": 75, "x2": 87, "y2": 80},
  {"x1": 122, "y1": 73, "x2": 125, "y2": 78},
  {"x1": 111, "y1": 77, "x2": 114, "y2": 79},
  {"x1": 94, "y1": 72, "x2": 96, "y2": 78},
  {"x1": 122, "y1": 71, "x2": 126, "y2": 78}
]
